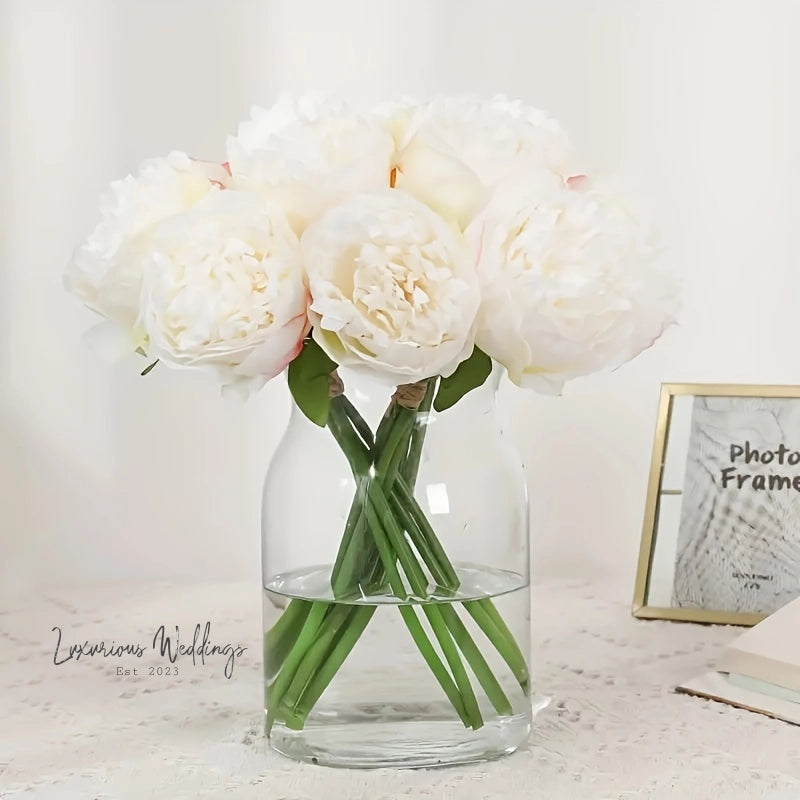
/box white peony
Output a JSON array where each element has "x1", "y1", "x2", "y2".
[
  {"x1": 302, "y1": 190, "x2": 480, "y2": 382},
  {"x1": 227, "y1": 95, "x2": 394, "y2": 235},
  {"x1": 469, "y1": 171, "x2": 677, "y2": 393},
  {"x1": 139, "y1": 189, "x2": 309, "y2": 391},
  {"x1": 376, "y1": 95, "x2": 576, "y2": 230},
  {"x1": 65, "y1": 151, "x2": 230, "y2": 356}
]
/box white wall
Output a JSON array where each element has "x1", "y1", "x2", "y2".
[{"x1": 3, "y1": 0, "x2": 800, "y2": 597}]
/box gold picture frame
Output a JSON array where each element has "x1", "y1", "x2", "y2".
[{"x1": 633, "y1": 382, "x2": 800, "y2": 626}]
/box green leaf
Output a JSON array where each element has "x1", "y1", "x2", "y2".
[
  {"x1": 287, "y1": 338, "x2": 338, "y2": 427},
  {"x1": 140, "y1": 359, "x2": 159, "y2": 376},
  {"x1": 433, "y1": 346, "x2": 492, "y2": 412}
]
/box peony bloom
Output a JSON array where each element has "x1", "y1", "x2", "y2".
[
  {"x1": 302, "y1": 190, "x2": 480, "y2": 382},
  {"x1": 64, "y1": 151, "x2": 230, "y2": 357},
  {"x1": 139, "y1": 189, "x2": 309, "y2": 392},
  {"x1": 469, "y1": 171, "x2": 677, "y2": 393},
  {"x1": 375, "y1": 95, "x2": 576, "y2": 230},
  {"x1": 227, "y1": 95, "x2": 395, "y2": 235},
  {"x1": 374, "y1": 99, "x2": 487, "y2": 231}
]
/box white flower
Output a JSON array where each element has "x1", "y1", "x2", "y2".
[
  {"x1": 469, "y1": 171, "x2": 677, "y2": 393},
  {"x1": 227, "y1": 95, "x2": 394, "y2": 234},
  {"x1": 302, "y1": 190, "x2": 480, "y2": 382},
  {"x1": 65, "y1": 151, "x2": 229, "y2": 355},
  {"x1": 375, "y1": 95, "x2": 575, "y2": 229},
  {"x1": 140, "y1": 189, "x2": 309, "y2": 391},
  {"x1": 373, "y1": 100, "x2": 487, "y2": 231}
]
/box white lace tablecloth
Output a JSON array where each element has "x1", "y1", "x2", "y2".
[{"x1": 3, "y1": 580, "x2": 800, "y2": 799}]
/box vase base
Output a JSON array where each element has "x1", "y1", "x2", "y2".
[{"x1": 268, "y1": 708, "x2": 531, "y2": 769}]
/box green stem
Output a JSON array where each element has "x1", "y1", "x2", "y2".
[
  {"x1": 401, "y1": 377, "x2": 437, "y2": 486},
  {"x1": 367, "y1": 486, "x2": 430, "y2": 598},
  {"x1": 328, "y1": 403, "x2": 371, "y2": 475},
  {"x1": 288, "y1": 556, "x2": 390, "y2": 729},
  {"x1": 266, "y1": 602, "x2": 328, "y2": 732},
  {"x1": 264, "y1": 599, "x2": 312, "y2": 679},
  {"x1": 340, "y1": 396, "x2": 458, "y2": 594},
  {"x1": 325, "y1": 402, "x2": 378, "y2": 596},
  {"x1": 464, "y1": 599, "x2": 530, "y2": 692},
  {"x1": 375, "y1": 407, "x2": 415, "y2": 479},
  {"x1": 394, "y1": 474, "x2": 528, "y2": 689},
  {"x1": 267, "y1": 402, "x2": 398, "y2": 731},
  {"x1": 277, "y1": 604, "x2": 354, "y2": 715},
  {"x1": 365, "y1": 500, "x2": 482, "y2": 724},
  {"x1": 287, "y1": 605, "x2": 377, "y2": 729},
  {"x1": 365, "y1": 501, "x2": 408, "y2": 599},
  {"x1": 421, "y1": 605, "x2": 483, "y2": 729},
  {"x1": 399, "y1": 606, "x2": 472, "y2": 728},
  {"x1": 335, "y1": 397, "x2": 529, "y2": 694},
  {"x1": 330, "y1": 518, "x2": 371, "y2": 598},
  {"x1": 341, "y1": 395, "x2": 375, "y2": 450},
  {"x1": 437, "y1": 605, "x2": 513, "y2": 716},
  {"x1": 390, "y1": 492, "x2": 457, "y2": 592},
  {"x1": 328, "y1": 399, "x2": 414, "y2": 597},
  {"x1": 269, "y1": 386, "x2": 529, "y2": 734},
  {"x1": 332, "y1": 398, "x2": 520, "y2": 721},
  {"x1": 394, "y1": 477, "x2": 460, "y2": 588},
  {"x1": 374, "y1": 402, "x2": 399, "y2": 455},
  {"x1": 330, "y1": 480, "x2": 369, "y2": 595}
]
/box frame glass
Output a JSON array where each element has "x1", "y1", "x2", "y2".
[{"x1": 633, "y1": 383, "x2": 800, "y2": 625}]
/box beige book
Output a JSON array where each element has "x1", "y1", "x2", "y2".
[{"x1": 677, "y1": 596, "x2": 800, "y2": 725}]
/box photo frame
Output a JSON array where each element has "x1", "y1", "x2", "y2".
[{"x1": 633, "y1": 383, "x2": 800, "y2": 625}]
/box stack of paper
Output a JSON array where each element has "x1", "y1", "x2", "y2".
[{"x1": 678, "y1": 596, "x2": 800, "y2": 725}]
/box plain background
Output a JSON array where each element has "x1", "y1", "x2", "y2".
[{"x1": 3, "y1": 0, "x2": 800, "y2": 600}]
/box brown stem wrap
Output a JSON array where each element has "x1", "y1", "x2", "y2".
[
  {"x1": 393, "y1": 380, "x2": 428, "y2": 410},
  {"x1": 329, "y1": 371, "x2": 344, "y2": 398}
]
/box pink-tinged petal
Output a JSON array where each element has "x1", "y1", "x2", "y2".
[
  {"x1": 566, "y1": 174, "x2": 589, "y2": 190},
  {"x1": 187, "y1": 156, "x2": 232, "y2": 188},
  {"x1": 234, "y1": 313, "x2": 311, "y2": 382}
]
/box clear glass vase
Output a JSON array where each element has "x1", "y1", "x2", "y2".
[{"x1": 261, "y1": 365, "x2": 531, "y2": 768}]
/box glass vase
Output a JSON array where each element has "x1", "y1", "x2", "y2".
[{"x1": 261, "y1": 365, "x2": 531, "y2": 768}]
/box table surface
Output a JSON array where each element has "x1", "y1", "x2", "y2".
[{"x1": 3, "y1": 579, "x2": 800, "y2": 800}]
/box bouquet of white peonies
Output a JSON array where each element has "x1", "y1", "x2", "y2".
[{"x1": 66, "y1": 95, "x2": 677, "y2": 736}]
